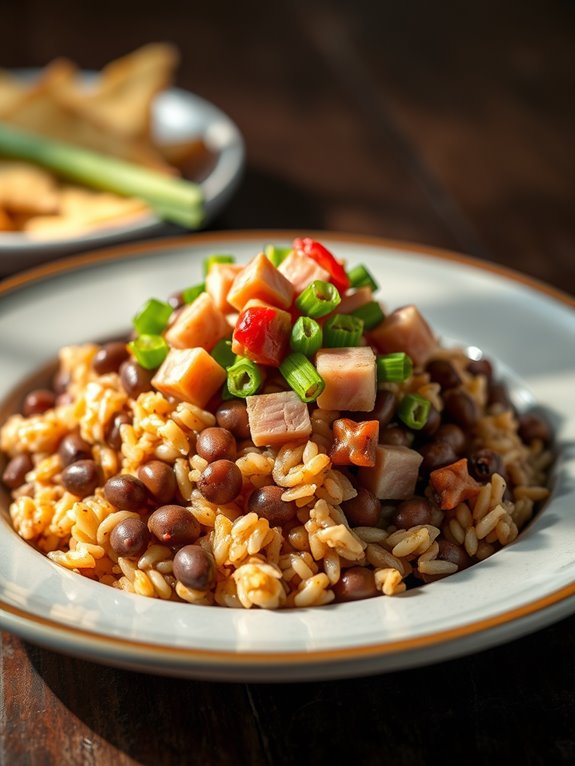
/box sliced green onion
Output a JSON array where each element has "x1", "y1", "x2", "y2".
[
  {"x1": 290, "y1": 317, "x2": 323, "y2": 356},
  {"x1": 0, "y1": 123, "x2": 204, "y2": 228},
  {"x1": 377, "y1": 353, "x2": 413, "y2": 384},
  {"x1": 279, "y1": 353, "x2": 325, "y2": 403},
  {"x1": 128, "y1": 334, "x2": 169, "y2": 370},
  {"x1": 211, "y1": 339, "x2": 236, "y2": 369},
  {"x1": 132, "y1": 298, "x2": 173, "y2": 335},
  {"x1": 323, "y1": 314, "x2": 364, "y2": 348},
  {"x1": 203, "y1": 254, "x2": 235, "y2": 276},
  {"x1": 351, "y1": 302, "x2": 385, "y2": 331},
  {"x1": 182, "y1": 283, "x2": 205, "y2": 304},
  {"x1": 227, "y1": 357, "x2": 264, "y2": 398},
  {"x1": 347, "y1": 264, "x2": 379, "y2": 292},
  {"x1": 295, "y1": 280, "x2": 341, "y2": 318},
  {"x1": 221, "y1": 381, "x2": 235, "y2": 401},
  {"x1": 398, "y1": 393, "x2": 431, "y2": 430},
  {"x1": 265, "y1": 244, "x2": 292, "y2": 268}
]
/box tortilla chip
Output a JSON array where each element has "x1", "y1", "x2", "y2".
[
  {"x1": 0, "y1": 161, "x2": 60, "y2": 214},
  {"x1": 66, "y1": 43, "x2": 178, "y2": 139},
  {"x1": 0, "y1": 206, "x2": 16, "y2": 231}
]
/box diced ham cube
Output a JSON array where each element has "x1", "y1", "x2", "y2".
[
  {"x1": 278, "y1": 251, "x2": 330, "y2": 295},
  {"x1": 335, "y1": 287, "x2": 374, "y2": 315},
  {"x1": 315, "y1": 347, "x2": 377, "y2": 411},
  {"x1": 227, "y1": 253, "x2": 295, "y2": 311},
  {"x1": 205, "y1": 263, "x2": 243, "y2": 313},
  {"x1": 246, "y1": 391, "x2": 312, "y2": 447},
  {"x1": 358, "y1": 445, "x2": 423, "y2": 500},
  {"x1": 165, "y1": 293, "x2": 230, "y2": 351},
  {"x1": 369, "y1": 305, "x2": 437, "y2": 368},
  {"x1": 152, "y1": 348, "x2": 226, "y2": 408}
]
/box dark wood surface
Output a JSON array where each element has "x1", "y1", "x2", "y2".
[{"x1": 1, "y1": 1, "x2": 574, "y2": 763}]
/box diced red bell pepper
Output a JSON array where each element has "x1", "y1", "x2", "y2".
[
  {"x1": 429, "y1": 458, "x2": 482, "y2": 510},
  {"x1": 329, "y1": 418, "x2": 379, "y2": 467},
  {"x1": 293, "y1": 237, "x2": 350, "y2": 295},
  {"x1": 231, "y1": 302, "x2": 291, "y2": 367}
]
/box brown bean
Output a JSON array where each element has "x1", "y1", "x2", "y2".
[
  {"x1": 196, "y1": 427, "x2": 237, "y2": 463},
  {"x1": 467, "y1": 449, "x2": 504, "y2": 482},
  {"x1": 2, "y1": 453, "x2": 33, "y2": 489},
  {"x1": 52, "y1": 367, "x2": 70, "y2": 395},
  {"x1": 419, "y1": 439, "x2": 458, "y2": 474},
  {"x1": 434, "y1": 424, "x2": 467, "y2": 455},
  {"x1": 215, "y1": 400, "x2": 251, "y2": 440},
  {"x1": 58, "y1": 432, "x2": 92, "y2": 467},
  {"x1": 488, "y1": 381, "x2": 512, "y2": 410},
  {"x1": 467, "y1": 357, "x2": 493, "y2": 380},
  {"x1": 380, "y1": 425, "x2": 412, "y2": 447},
  {"x1": 22, "y1": 389, "x2": 56, "y2": 417},
  {"x1": 341, "y1": 488, "x2": 381, "y2": 527},
  {"x1": 61, "y1": 459, "x2": 100, "y2": 498},
  {"x1": 93, "y1": 341, "x2": 129, "y2": 375},
  {"x1": 426, "y1": 360, "x2": 461, "y2": 390},
  {"x1": 197, "y1": 460, "x2": 243, "y2": 505},
  {"x1": 247, "y1": 485, "x2": 296, "y2": 526},
  {"x1": 173, "y1": 545, "x2": 215, "y2": 590},
  {"x1": 438, "y1": 540, "x2": 470, "y2": 570},
  {"x1": 120, "y1": 360, "x2": 154, "y2": 399},
  {"x1": 148, "y1": 505, "x2": 200, "y2": 547},
  {"x1": 104, "y1": 474, "x2": 149, "y2": 510},
  {"x1": 137, "y1": 461, "x2": 177, "y2": 504},
  {"x1": 110, "y1": 517, "x2": 150, "y2": 558},
  {"x1": 333, "y1": 567, "x2": 378, "y2": 602},
  {"x1": 443, "y1": 390, "x2": 480, "y2": 430},
  {"x1": 419, "y1": 405, "x2": 441, "y2": 438},
  {"x1": 394, "y1": 497, "x2": 432, "y2": 529},
  {"x1": 104, "y1": 412, "x2": 132, "y2": 450},
  {"x1": 518, "y1": 411, "x2": 552, "y2": 444},
  {"x1": 370, "y1": 390, "x2": 396, "y2": 429}
]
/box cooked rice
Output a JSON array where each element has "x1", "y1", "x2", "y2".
[{"x1": 0, "y1": 341, "x2": 554, "y2": 609}]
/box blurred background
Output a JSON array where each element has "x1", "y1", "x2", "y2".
[
  {"x1": 1, "y1": 2, "x2": 575, "y2": 765},
  {"x1": 1, "y1": 0, "x2": 573, "y2": 288}
]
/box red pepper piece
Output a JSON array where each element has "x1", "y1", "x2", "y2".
[
  {"x1": 232, "y1": 304, "x2": 291, "y2": 367},
  {"x1": 429, "y1": 458, "x2": 482, "y2": 510},
  {"x1": 293, "y1": 237, "x2": 350, "y2": 294},
  {"x1": 329, "y1": 418, "x2": 379, "y2": 467}
]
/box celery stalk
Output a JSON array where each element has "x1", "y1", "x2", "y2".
[{"x1": 0, "y1": 121, "x2": 204, "y2": 228}]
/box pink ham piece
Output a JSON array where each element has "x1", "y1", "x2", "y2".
[
  {"x1": 246, "y1": 391, "x2": 312, "y2": 447},
  {"x1": 278, "y1": 251, "x2": 330, "y2": 295},
  {"x1": 334, "y1": 286, "x2": 374, "y2": 315},
  {"x1": 152, "y1": 348, "x2": 226, "y2": 408},
  {"x1": 227, "y1": 253, "x2": 295, "y2": 311},
  {"x1": 358, "y1": 445, "x2": 423, "y2": 500},
  {"x1": 369, "y1": 305, "x2": 437, "y2": 368},
  {"x1": 165, "y1": 292, "x2": 230, "y2": 351},
  {"x1": 205, "y1": 263, "x2": 243, "y2": 313},
  {"x1": 315, "y1": 346, "x2": 377, "y2": 411}
]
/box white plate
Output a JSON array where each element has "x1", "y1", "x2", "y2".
[
  {"x1": 0, "y1": 232, "x2": 574, "y2": 682},
  {"x1": 0, "y1": 72, "x2": 245, "y2": 273}
]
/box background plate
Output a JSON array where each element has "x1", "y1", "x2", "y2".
[
  {"x1": 0, "y1": 231, "x2": 574, "y2": 682},
  {"x1": 0, "y1": 72, "x2": 245, "y2": 273}
]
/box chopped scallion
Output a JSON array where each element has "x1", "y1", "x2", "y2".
[
  {"x1": 351, "y1": 301, "x2": 385, "y2": 331},
  {"x1": 290, "y1": 316, "x2": 323, "y2": 356},
  {"x1": 265, "y1": 244, "x2": 292, "y2": 268},
  {"x1": 132, "y1": 298, "x2": 173, "y2": 335},
  {"x1": 347, "y1": 264, "x2": 379, "y2": 292},
  {"x1": 377, "y1": 353, "x2": 413, "y2": 384},
  {"x1": 323, "y1": 314, "x2": 364, "y2": 348},
  {"x1": 182, "y1": 283, "x2": 205, "y2": 304},
  {"x1": 211, "y1": 339, "x2": 236, "y2": 369},
  {"x1": 295, "y1": 280, "x2": 341, "y2": 318},
  {"x1": 227, "y1": 357, "x2": 264, "y2": 398},
  {"x1": 398, "y1": 393, "x2": 431, "y2": 430},
  {"x1": 279, "y1": 353, "x2": 325, "y2": 403},
  {"x1": 203, "y1": 254, "x2": 235, "y2": 276},
  {"x1": 128, "y1": 334, "x2": 169, "y2": 370}
]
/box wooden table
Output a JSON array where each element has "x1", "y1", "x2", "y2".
[{"x1": 1, "y1": 1, "x2": 574, "y2": 763}]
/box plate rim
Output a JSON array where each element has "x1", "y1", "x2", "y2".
[{"x1": 1, "y1": 229, "x2": 574, "y2": 678}]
